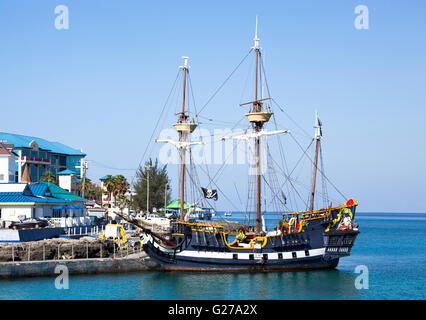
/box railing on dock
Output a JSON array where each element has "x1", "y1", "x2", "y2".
[
  {"x1": 64, "y1": 225, "x2": 106, "y2": 237},
  {"x1": 4, "y1": 240, "x2": 144, "y2": 262}
]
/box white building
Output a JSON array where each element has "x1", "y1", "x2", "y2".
[
  {"x1": 0, "y1": 182, "x2": 92, "y2": 228},
  {"x1": 0, "y1": 143, "x2": 17, "y2": 183}
]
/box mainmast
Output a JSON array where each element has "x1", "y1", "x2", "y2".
[
  {"x1": 309, "y1": 112, "x2": 322, "y2": 212},
  {"x1": 222, "y1": 17, "x2": 288, "y2": 233},
  {"x1": 245, "y1": 17, "x2": 272, "y2": 234}
]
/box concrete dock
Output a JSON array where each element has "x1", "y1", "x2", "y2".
[{"x1": 0, "y1": 253, "x2": 160, "y2": 278}]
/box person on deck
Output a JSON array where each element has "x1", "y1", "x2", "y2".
[{"x1": 236, "y1": 226, "x2": 247, "y2": 242}]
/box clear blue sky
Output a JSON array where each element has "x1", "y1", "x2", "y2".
[{"x1": 0, "y1": 0, "x2": 425, "y2": 212}]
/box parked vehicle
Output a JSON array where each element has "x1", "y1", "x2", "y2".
[{"x1": 9, "y1": 218, "x2": 49, "y2": 230}]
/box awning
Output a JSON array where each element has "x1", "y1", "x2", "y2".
[
  {"x1": 53, "y1": 205, "x2": 85, "y2": 210},
  {"x1": 165, "y1": 199, "x2": 190, "y2": 210},
  {"x1": 69, "y1": 205, "x2": 85, "y2": 209},
  {"x1": 53, "y1": 205, "x2": 69, "y2": 210}
]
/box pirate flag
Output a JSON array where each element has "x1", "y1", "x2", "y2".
[{"x1": 201, "y1": 187, "x2": 218, "y2": 201}]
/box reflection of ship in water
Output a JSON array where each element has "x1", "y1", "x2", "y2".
[{"x1": 137, "y1": 17, "x2": 360, "y2": 271}]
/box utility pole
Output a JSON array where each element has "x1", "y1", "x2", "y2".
[
  {"x1": 81, "y1": 161, "x2": 88, "y2": 198},
  {"x1": 145, "y1": 165, "x2": 151, "y2": 213},
  {"x1": 164, "y1": 184, "x2": 167, "y2": 208},
  {"x1": 129, "y1": 188, "x2": 133, "y2": 215}
]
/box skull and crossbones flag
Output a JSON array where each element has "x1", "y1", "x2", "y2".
[{"x1": 201, "y1": 187, "x2": 218, "y2": 201}]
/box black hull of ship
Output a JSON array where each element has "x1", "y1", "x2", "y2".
[
  {"x1": 142, "y1": 203, "x2": 359, "y2": 272},
  {"x1": 143, "y1": 245, "x2": 340, "y2": 272}
]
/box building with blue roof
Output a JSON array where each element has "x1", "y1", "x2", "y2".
[
  {"x1": 0, "y1": 182, "x2": 90, "y2": 229},
  {"x1": 0, "y1": 132, "x2": 86, "y2": 183}
]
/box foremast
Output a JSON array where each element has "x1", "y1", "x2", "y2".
[{"x1": 156, "y1": 56, "x2": 200, "y2": 221}]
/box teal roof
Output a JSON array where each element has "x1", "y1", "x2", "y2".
[
  {"x1": 0, "y1": 132, "x2": 85, "y2": 156},
  {"x1": 29, "y1": 183, "x2": 50, "y2": 196},
  {"x1": 38, "y1": 182, "x2": 87, "y2": 202},
  {"x1": 0, "y1": 192, "x2": 70, "y2": 203},
  {"x1": 0, "y1": 183, "x2": 71, "y2": 204},
  {"x1": 57, "y1": 169, "x2": 79, "y2": 175}
]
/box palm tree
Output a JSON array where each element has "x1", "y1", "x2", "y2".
[
  {"x1": 40, "y1": 170, "x2": 57, "y2": 184},
  {"x1": 112, "y1": 175, "x2": 129, "y2": 207},
  {"x1": 77, "y1": 177, "x2": 93, "y2": 198},
  {"x1": 102, "y1": 175, "x2": 115, "y2": 206},
  {"x1": 94, "y1": 187, "x2": 105, "y2": 204}
]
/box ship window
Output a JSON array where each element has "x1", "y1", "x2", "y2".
[
  {"x1": 249, "y1": 254, "x2": 254, "y2": 260},
  {"x1": 233, "y1": 254, "x2": 238, "y2": 260},
  {"x1": 278, "y1": 253, "x2": 283, "y2": 259},
  {"x1": 305, "y1": 250, "x2": 310, "y2": 257},
  {"x1": 292, "y1": 252, "x2": 297, "y2": 258},
  {"x1": 263, "y1": 254, "x2": 268, "y2": 261}
]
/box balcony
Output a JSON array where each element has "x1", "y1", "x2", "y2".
[{"x1": 20, "y1": 156, "x2": 51, "y2": 165}]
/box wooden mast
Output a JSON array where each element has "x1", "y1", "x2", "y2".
[
  {"x1": 251, "y1": 16, "x2": 265, "y2": 234},
  {"x1": 309, "y1": 112, "x2": 322, "y2": 212},
  {"x1": 179, "y1": 57, "x2": 189, "y2": 221},
  {"x1": 237, "y1": 17, "x2": 272, "y2": 234},
  {"x1": 254, "y1": 47, "x2": 262, "y2": 233},
  {"x1": 155, "y1": 57, "x2": 199, "y2": 221},
  {"x1": 223, "y1": 17, "x2": 290, "y2": 233}
]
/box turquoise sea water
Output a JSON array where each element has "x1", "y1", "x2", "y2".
[{"x1": 0, "y1": 212, "x2": 425, "y2": 300}]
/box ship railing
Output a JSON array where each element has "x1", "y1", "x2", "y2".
[
  {"x1": 171, "y1": 221, "x2": 224, "y2": 234},
  {"x1": 282, "y1": 200, "x2": 358, "y2": 223}
]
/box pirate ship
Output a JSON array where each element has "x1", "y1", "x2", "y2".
[{"x1": 139, "y1": 18, "x2": 360, "y2": 271}]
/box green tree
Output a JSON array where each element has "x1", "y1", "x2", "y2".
[
  {"x1": 40, "y1": 170, "x2": 57, "y2": 184},
  {"x1": 112, "y1": 175, "x2": 129, "y2": 206},
  {"x1": 133, "y1": 158, "x2": 171, "y2": 212},
  {"x1": 77, "y1": 177, "x2": 93, "y2": 198},
  {"x1": 102, "y1": 175, "x2": 115, "y2": 203}
]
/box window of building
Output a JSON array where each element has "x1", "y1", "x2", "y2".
[
  {"x1": 66, "y1": 156, "x2": 81, "y2": 167},
  {"x1": 59, "y1": 155, "x2": 66, "y2": 166}
]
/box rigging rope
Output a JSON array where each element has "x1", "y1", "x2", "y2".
[
  {"x1": 195, "y1": 49, "x2": 253, "y2": 117},
  {"x1": 130, "y1": 70, "x2": 181, "y2": 187},
  {"x1": 289, "y1": 133, "x2": 348, "y2": 201}
]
